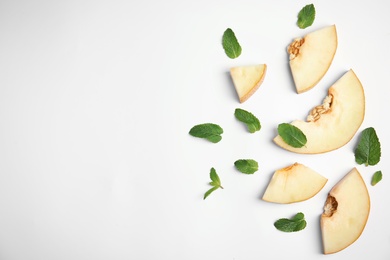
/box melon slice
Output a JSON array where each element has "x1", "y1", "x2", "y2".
[
  {"x1": 273, "y1": 69, "x2": 365, "y2": 154},
  {"x1": 262, "y1": 162, "x2": 327, "y2": 204},
  {"x1": 288, "y1": 25, "x2": 337, "y2": 93},
  {"x1": 321, "y1": 168, "x2": 370, "y2": 254},
  {"x1": 230, "y1": 64, "x2": 267, "y2": 103}
]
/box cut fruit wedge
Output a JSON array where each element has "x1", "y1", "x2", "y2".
[
  {"x1": 262, "y1": 162, "x2": 327, "y2": 204},
  {"x1": 273, "y1": 69, "x2": 365, "y2": 154},
  {"x1": 321, "y1": 168, "x2": 370, "y2": 254},
  {"x1": 288, "y1": 25, "x2": 337, "y2": 93},
  {"x1": 230, "y1": 64, "x2": 267, "y2": 103}
]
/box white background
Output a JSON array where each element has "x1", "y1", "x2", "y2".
[{"x1": 0, "y1": 0, "x2": 389, "y2": 259}]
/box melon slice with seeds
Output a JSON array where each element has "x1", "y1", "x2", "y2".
[
  {"x1": 288, "y1": 25, "x2": 337, "y2": 93},
  {"x1": 321, "y1": 168, "x2": 370, "y2": 254},
  {"x1": 273, "y1": 69, "x2": 365, "y2": 154}
]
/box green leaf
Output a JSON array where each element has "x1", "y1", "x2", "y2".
[
  {"x1": 234, "y1": 108, "x2": 261, "y2": 133},
  {"x1": 204, "y1": 186, "x2": 219, "y2": 200},
  {"x1": 209, "y1": 167, "x2": 222, "y2": 187},
  {"x1": 354, "y1": 127, "x2": 381, "y2": 166},
  {"x1": 204, "y1": 168, "x2": 223, "y2": 200},
  {"x1": 234, "y1": 159, "x2": 258, "y2": 174},
  {"x1": 222, "y1": 28, "x2": 242, "y2": 59},
  {"x1": 294, "y1": 219, "x2": 307, "y2": 231},
  {"x1": 274, "y1": 212, "x2": 307, "y2": 232},
  {"x1": 189, "y1": 123, "x2": 223, "y2": 143},
  {"x1": 291, "y1": 212, "x2": 304, "y2": 221},
  {"x1": 297, "y1": 4, "x2": 316, "y2": 29},
  {"x1": 371, "y1": 170, "x2": 382, "y2": 186},
  {"x1": 277, "y1": 123, "x2": 307, "y2": 148}
]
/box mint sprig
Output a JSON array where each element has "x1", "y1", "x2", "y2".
[
  {"x1": 297, "y1": 4, "x2": 316, "y2": 29},
  {"x1": 274, "y1": 212, "x2": 307, "y2": 232},
  {"x1": 234, "y1": 108, "x2": 261, "y2": 133},
  {"x1": 222, "y1": 28, "x2": 242, "y2": 59},
  {"x1": 204, "y1": 168, "x2": 223, "y2": 200},
  {"x1": 277, "y1": 123, "x2": 307, "y2": 148},
  {"x1": 234, "y1": 159, "x2": 258, "y2": 174},
  {"x1": 189, "y1": 123, "x2": 223, "y2": 143},
  {"x1": 354, "y1": 127, "x2": 381, "y2": 166}
]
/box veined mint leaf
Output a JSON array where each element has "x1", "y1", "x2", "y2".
[
  {"x1": 189, "y1": 123, "x2": 223, "y2": 143},
  {"x1": 234, "y1": 108, "x2": 261, "y2": 133},
  {"x1": 274, "y1": 212, "x2": 307, "y2": 232},
  {"x1": 204, "y1": 168, "x2": 223, "y2": 200},
  {"x1": 354, "y1": 127, "x2": 381, "y2": 166},
  {"x1": 371, "y1": 171, "x2": 382, "y2": 186},
  {"x1": 234, "y1": 159, "x2": 258, "y2": 174},
  {"x1": 297, "y1": 4, "x2": 316, "y2": 29},
  {"x1": 277, "y1": 123, "x2": 307, "y2": 148},
  {"x1": 222, "y1": 28, "x2": 242, "y2": 59}
]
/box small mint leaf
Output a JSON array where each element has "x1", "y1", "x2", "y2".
[
  {"x1": 234, "y1": 159, "x2": 259, "y2": 174},
  {"x1": 204, "y1": 186, "x2": 219, "y2": 200},
  {"x1": 297, "y1": 4, "x2": 316, "y2": 29},
  {"x1": 234, "y1": 108, "x2": 261, "y2": 133},
  {"x1": 277, "y1": 123, "x2": 307, "y2": 148},
  {"x1": 274, "y1": 212, "x2": 307, "y2": 232},
  {"x1": 371, "y1": 171, "x2": 382, "y2": 186},
  {"x1": 189, "y1": 123, "x2": 223, "y2": 143},
  {"x1": 292, "y1": 212, "x2": 305, "y2": 222},
  {"x1": 222, "y1": 28, "x2": 242, "y2": 59},
  {"x1": 294, "y1": 219, "x2": 307, "y2": 231},
  {"x1": 354, "y1": 127, "x2": 381, "y2": 166},
  {"x1": 209, "y1": 167, "x2": 221, "y2": 186}
]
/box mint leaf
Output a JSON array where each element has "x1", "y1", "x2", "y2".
[
  {"x1": 277, "y1": 123, "x2": 307, "y2": 148},
  {"x1": 234, "y1": 108, "x2": 261, "y2": 133},
  {"x1": 204, "y1": 186, "x2": 219, "y2": 200},
  {"x1": 222, "y1": 28, "x2": 242, "y2": 59},
  {"x1": 297, "y1": 4, "x2": 315, "y2": 29},
  {"x1": 354, "y1": 127, "x2": 381, "y2": 166},
  {"x1": 204, "y1": 168, "x2": 223, "y2": 200},
  {"x1": 294, "y1": 220, "x2": 307, "y2": 231},
  {"x1": 274, "y1": 212, "x2": 307, "y2": 232},
  {"x1": 209, "y1": 167, "x2": 222, "y2": 187},
  {"x1": 291, "y1": 212, "x2": 304, "y2": 221},
  {"x1": 189, "y1": 123, "x2": 223, "y2": 143},
  {"x1": 234, "y1": 159, "x2": 258, "y2": 174},
  {"x1": 371, "y1": 171, "x2": 382, "y2": 186}
]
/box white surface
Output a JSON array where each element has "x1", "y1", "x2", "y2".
[{"x1": 0, "y1": 0, "x2": 389, "y2": 259}]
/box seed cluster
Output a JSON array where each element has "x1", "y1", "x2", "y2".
[
  {"x1": 288, "y1": 37, "x2": 305, "y2": 60},
  {"x1": 323, "y1": 195, "x2": 338, "y2": 217},
  {"x1": 307, "y1": 95, "x2": 333, "y2": 122}
]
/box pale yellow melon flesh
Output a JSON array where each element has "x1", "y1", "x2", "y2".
[
  {"x1": 273, "y1": 69, "x2": 365, "y2": 154},
  {"x1": 262, "y1": 162, "x2": 327, "y2": 204},
  {"x1": 230, "y1": 64, "x2": 267, "y2": 103},
  {"x1": 288, "y1": 25, "x2": 337, "y2": 93},
  {"x1": 321, "y1": 168, "x2": 370, "y2": 254}
]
